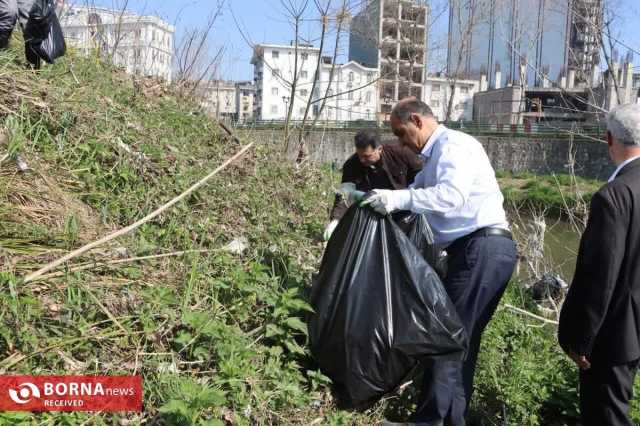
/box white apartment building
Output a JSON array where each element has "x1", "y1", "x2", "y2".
[
  {"x1": 251, "y1": 43, "x2": 320, "y2": 121},
  {"x1": 199, "y1": 81, "x2": 237, "y2": 120},
  {"x1": 235, "y1": 82, "x2": 256, "y2": 122},
  {"x1": 424, "y1": 76, "x2": 480, "y2": 121},
  {"x1": 312, "y1": 59, "x2": 379, "y2": 121},
  {"x1": 59, "y1": 4, "x2": 174, "y2": 82}
]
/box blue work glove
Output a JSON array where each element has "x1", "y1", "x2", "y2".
[{"x1": 336, "y1": 183, "x2": 366, "y2": 206}]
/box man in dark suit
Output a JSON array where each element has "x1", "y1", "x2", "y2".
[
  {"x1": 323, "y1": 129, "x2": 422, "y2": 240},
  {"x1": 559, "y1": 104, "x2": 640, "y2": 426}
]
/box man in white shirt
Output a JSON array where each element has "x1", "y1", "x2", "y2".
[{"x1": 363, "y1": 98, "x2": 517, "y2": 425}]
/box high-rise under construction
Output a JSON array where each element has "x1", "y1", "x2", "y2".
[{"x1": 349, "y1": 0, "x2": 429, "y2": 115}]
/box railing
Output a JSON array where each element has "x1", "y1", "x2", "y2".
[{"x1": 231, "y1": 120, "x2": 607, "y2": 142}]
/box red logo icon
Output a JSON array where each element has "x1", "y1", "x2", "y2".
[{"x1": 0, "y1": 376, "x2": 142, "y2": 412}]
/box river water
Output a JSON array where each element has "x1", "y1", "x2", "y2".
[{"x1": 510, "y1": 215, "x2": 582, "y2": 284}]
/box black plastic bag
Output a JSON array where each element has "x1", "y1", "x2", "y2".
[
  {"x1": 392, "y1": 211, "x2": 438, "y2": 266},
  {"x1": 308, "y1": 206, "x2": 467, "y2": 409},
  {"x1": 393, "y1": 212, "x2": 448, "y2": 278},
  {"x1": 24, "y1": 0, "x2": 66, "y2": 65}
]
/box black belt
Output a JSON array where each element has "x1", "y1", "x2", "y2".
[
  {"x1": 447, "y1": 227, "x2": 512, "y2": 254},
  {"x1": 467, "y1": 227, "x2": 512, "y2": 240}
]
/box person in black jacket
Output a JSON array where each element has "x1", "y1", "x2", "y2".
[
  {"x1": 323, "y1": 129, "x2": 422, "y2": 240},
  {"x1": 559, "y1": 104, "x2": 640, "y2": 426}
]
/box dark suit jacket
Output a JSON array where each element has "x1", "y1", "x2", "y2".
[
  {"x1": 559, "y1": 158, "x2": 640, "y2": 364},
  {"x1": 329, "y1": 143, "x2": 423, "y2": 220}
]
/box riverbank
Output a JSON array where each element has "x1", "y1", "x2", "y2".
[{"x1": 498, "y1": 171, "x2": 602, "y2": 214}]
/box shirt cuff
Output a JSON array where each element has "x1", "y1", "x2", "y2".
[{"x1": 392, "y1": 189, "x2": 413, "y2": 212}]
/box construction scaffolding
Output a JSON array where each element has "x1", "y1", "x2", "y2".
[{"x1": 349, "y1": 0, "x2": 429, "y2": 115}]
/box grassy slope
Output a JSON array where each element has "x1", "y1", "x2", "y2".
[
  {"x1": 1, "y1": 45, "x2": 638, "y2": 426},
  {"x1": 0, "y1": 47, "x2": 366, "y2": 425}
]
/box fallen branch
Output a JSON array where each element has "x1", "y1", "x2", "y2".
[
  {"x1": 503, "y1": 303, "x2": 559, "y2": 325},
  {"x1": 23, "y1": 141, "x2": 255, "y2": 283},
  {"x1": 29, "y1": 249, "x2": 218, "y2": 282}
]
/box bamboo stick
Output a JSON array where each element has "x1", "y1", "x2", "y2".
[{"x1": 23, "y1": 141, "x2": 254, "y2": 283}]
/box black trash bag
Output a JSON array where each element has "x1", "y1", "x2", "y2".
[
  {"x1": 308, "y1": 206, "x2": 467, "y2": 409},
  {"x1": 24, "y1": 0, "x2": 66, "y2": 66},
  {"x1": 392, "y1": 211, "x2": 439, "y2": 268}
]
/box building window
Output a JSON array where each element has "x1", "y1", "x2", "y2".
[
  {"x1": 432, "y1": 84, "x2": 441, "y2": 92},
  {"x1": 348, "y1": 90, "x2": 354, "y2": 100},
  {"x1": 367, "y1": 72, "x2": 373, "y2": 83},
  {"x1": 431, "y1": 100, "x2": 440, "y2": 107},
  {"x1": 301, "y1": 53, "x2": 308, "y2": 60},
  {"x1": 271, "y1": 105, "x2": 278, "y2": 114},
  {"x1": 366, "y1": 91, "x2": 372, "y2": 102},
  {"x1": 272, "y1": 68, "x2": 280, "y2": 77},
  {"x1": 272, "y1": 87, "x2": 279, "y2": 95},
  {"x1": 272, "y1": 50, "x2": 279, "y2": 59},
  {"x1": 300, "y1": 89, "x2": 308, "y2": 96},
  {"x1": 460, "y1": 86, "x2": 470, "y2": 94},
  {"x1": 300, "y1": 70, "x2": 308, "y2": 79},
  {"x1": 299, "y1": 107, "x2": 306, "y2": 115},
  {"x1": 349, "y1": 72, "x2": 354, "y2": 82}
]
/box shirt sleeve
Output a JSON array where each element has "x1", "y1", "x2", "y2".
[{"x1": 392, "y1": 140, "x2": 475, "y2": 215}]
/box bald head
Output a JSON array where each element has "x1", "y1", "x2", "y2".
[
  {"x1": 389, "y1": 97, "x2": 439, "y2": 153},
  {"x1": 391, "y1": 98, "x2": 435, "y2": 123}
]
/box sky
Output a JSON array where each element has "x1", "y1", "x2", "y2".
[{"x1": 87, "y1": 0, "x2": 640, "y2": 81}]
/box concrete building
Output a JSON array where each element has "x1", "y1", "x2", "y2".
[
  {"x1": 448, "y1": 0, "x2": 602, "y2": 89},
  {"x1": 251, "y1": 43, "x2": 320, "y2": 121},
  {"x1": 568, "y1": 0, "x2": 603, "y2": 86},
  {"x1": 59, "y1": 4, "x2": 174, "y2": 82},
  {"x1": 424, "y1": 75, "x2": 481, "y2": 121},
  {"x1": 199, "y1": 80, "x2": 237, "y2": 120},
  {"x1": 235, "y1": 82, "x2": 256, "y2": 122},
  {"x1": 312, "y1": 59, "x2": 379, "y2": 121},
  {"x1": 594, "y1": 59, "x2": 638, "y2": 111},
  {"x1": 349, "y1": 0, "x2": 428, "y2": 116},
  {"x1": 470, "y1": 62, "x2": 638, "y2": 125}
]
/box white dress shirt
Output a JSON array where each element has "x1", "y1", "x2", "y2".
[
  {"x1": 608, "y1": 156, "x2": 640, "y2": 182},
  {"x1": 392, "y1": 125, "x2": 509, "y2": 245}
]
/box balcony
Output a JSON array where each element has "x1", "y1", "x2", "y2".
[
  {"x1": 399, "y1": 64, "x2": 423, "y2": 83},
  {"x1": 399, "y1": 45, "x2": 425, "y2": 64},
  {"x1": 380, "y1": 82, "x2": 395, "y2": 101},
  {"x1": 383, "y1": 1, "x2": 399, "y2": 19},
  {"x1": 381, "y1": 44, "x2": 398, "y2": 61},
  {"x1": 381, "y1": 63, "x2": 397, "y2": 79},
  {"x1": 399, "y1": 25, "x2": 426, "y2": 45},
  {"x1": 400, "y1": 4, "x2": 426, "y2": 24},
  {"x1": 382, "y1": 21, "x2": 398, "y2": 40}
]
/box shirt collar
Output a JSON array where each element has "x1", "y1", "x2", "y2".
[
  {"x1": 608, "y1": 156, "x2": 640, "y2": 182},
  {"x1": 421, "y1": 124, "x2": 447, "y2": 159}
]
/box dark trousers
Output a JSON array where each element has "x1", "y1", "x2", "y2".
[
  {"x1": 579, "y1": 359, "x2": 640, "y2": 426},
  {"x1": 410, "y1": 234, "x2": 517, "y2": 425}
]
